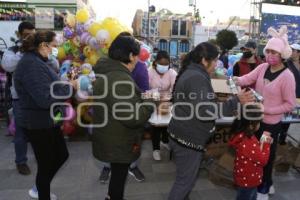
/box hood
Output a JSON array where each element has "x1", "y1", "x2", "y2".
[
  {"x1": 93, "y1": 57, "x2": 131, "y2": 76},
  {"x1": 228, "y1": 132, "x2": 244, "y2": 148}
]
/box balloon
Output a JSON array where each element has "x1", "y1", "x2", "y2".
[
  {"x1": 65, "y1": 105, "x2": 76, "y2": 121},
  {"x1": 71, "y1": 36, "x2": 80, "y2": 47},
  {"x1": 83, "y1": 46, "x2": 93, "y2": 57},
  {"x1": 139, "y1": 48, "x2": 150, "y2": 62},
  {"x1": 96, "y1": 30, "x2": 110, "y2": 42},
  {"x1": 78, "y1": 75, "x2": 91, "y2": 91},
  {"x1": 86, "y1": 52, "x2": 100, "y2": 66},
  {"x1": 62, "y1": 121, "x2": 76, "y2": 135},
  {"x1": 84, "y1": 18, "x2": 95, "y2": 31},
  {"x1": 8, "y1": 118, "x2": 16, "y2": 136},
  {"x1": 64, "y1": 13, "x2": 76, "y2": 28},
  {"x1": 63, "y1": 27, "x2": 74, "y2": 39},
  {"x1": 60, "y1": 60, "x2": 72, "y2": 75},
  {"x1": 89, "y1": 37, "x2": 100, "y2": 50},
  {"x1": 57, "y1": 47, "x2": 66, "y2": 61},
  {"x1": 80, "y1": 32, "x2": 92, "y2": 45},
  {"x1": 88, "y1": 22, "x2": 102, "y2": 37},
  {"x1": 76, "y1": 9, "x2": 89, "y2": 23},
  {"x1": 81, "y1": 63, "x2": 92, "y2": 75},
  {"x1": 63, "y1": 42, "x2": 72, "y2": 55},
  {"x1": 88, "y1": 71, "x2": 96, "y2": 81},
  {"x1": 75, "y1": 23, "x2": 85, "y2": 36}
]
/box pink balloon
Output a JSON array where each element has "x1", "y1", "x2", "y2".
[{"x1": 65, "y1": 105, "x2": 76, "y2": 121}]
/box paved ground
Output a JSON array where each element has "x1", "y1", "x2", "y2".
[{"x1": 1, "y1": 123, "x2": 300, "y2": 200}]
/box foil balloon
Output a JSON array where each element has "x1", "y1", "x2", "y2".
[
  {"x1": 80, "y1": 32, "x2": 92, "y2": 45},
  {"x1": 62, "y1": 121, "x2": 76, "y2": 135},
  {"x1": 64, "y1": 13, "x2": 76, "y2": 28},
  {"x1": 139, "y1": 48, "x2": 150, "y2": 62},
  {"x1": 65, "y1": 105, "x2": 76, "y2": 121},
  {"x1": 89, "y1": 37, "x2": 100, "y2": 50},
  {"x1": 63, "y1": 27, "x2": 74, "y2": 39}
]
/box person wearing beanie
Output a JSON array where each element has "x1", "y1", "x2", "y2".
[{"x1": 234, "y1": 26, "x2": 296, "y2": 200}]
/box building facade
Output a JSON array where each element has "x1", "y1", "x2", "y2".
[{"x1": 132, "y1": 9, "x2": 194, "y2": 57}]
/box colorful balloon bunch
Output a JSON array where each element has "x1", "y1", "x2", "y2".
[{"x1": 57, "y1": 8, "x2": 132, "y2": 135}]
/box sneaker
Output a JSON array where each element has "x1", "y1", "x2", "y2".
[
  {"x1": 28, "y1": 188, "x2": 57, "y2": 200},
  {"x1": 16, "y1": 163, "x2": 31, "y2": 175},
  {"x1": 99, "y1": 167, "x2": 111, "y2": 183},
  {"x1": 257, "y1": 192, "x2": 269, "y2": 200},
  {"x1": 160, "y1": 141, "x2": 170, "y2": 150},
  {"x1": 153, "y1": 150, "x2": 161, "y2": 161},
  {"x1": 269, "y1": 185, "x2": 275, "y2": 195},
  {"x1": 128, "y1": 167, "x2": 145, "y2": 182}
]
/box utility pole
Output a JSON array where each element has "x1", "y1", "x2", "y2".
[
  {"x1": 147, "y1": 0, "x2": 150, "y2": 45},
  {"x1": 189, "y1": 0, "x2": 197, "y2": 48}
]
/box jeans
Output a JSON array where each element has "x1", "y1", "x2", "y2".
[
  {"x1": 236, "y1": 187, "x2": 257, "y2": 200},
  {"x1": 12, "y1": 100, "x2": 28, "y2": 164}
]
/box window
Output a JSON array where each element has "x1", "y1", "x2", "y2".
[
  {"x1": 180, "y1": 21, "x2": 187, "y2": 36},
  {"x1": 179, "y1": 40, "x2": 190, "y2": 52},
  {"x1": 159, "y1": 39, "x2": 168, "y2": 51},
  {"x1": 172, "y1": 20, "x2": 179, "y2": 35}
]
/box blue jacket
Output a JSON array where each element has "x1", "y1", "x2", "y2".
[{"x1": 14, "y1": 52, "x2": 70, "y2": 129}]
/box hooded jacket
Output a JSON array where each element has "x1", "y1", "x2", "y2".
[{"x1": 92, "y1": 57, "x2": 154, "y2": 163}]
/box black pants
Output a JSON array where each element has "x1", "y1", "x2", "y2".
[
  {"x1": 279, "y1": 123, "x2": 290, "y2": 144},
  {"x1": 256, "y1": 122, "x2": 281, "y2": 194},
  {"x1": 151, "y1": 126, "x2": 169, "y2": 150},
  {"x1": 25, "y1": 127, "x2": 69, "y2": 200},
  {"x1": 108, "y1": 163, "x2": 130, "y2": 200}
]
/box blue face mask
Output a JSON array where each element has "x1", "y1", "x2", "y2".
[{"x1": 156, "y1": 64, "x2": 169, "y2": 74}]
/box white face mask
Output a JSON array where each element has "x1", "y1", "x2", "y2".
[
  {"x1": 48, "y1": 47, "x2": 58, "y2": 60},
  {"x1": 156, "y1": 64, "x2": 169, "y2": 74}
]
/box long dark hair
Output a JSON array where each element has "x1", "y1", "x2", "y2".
[
  {"x1": 231, "y1": 104, "x2": 263, "y2": 138},
  {"x1": 172, "y1": 42, "x2": 219, "y2": 102}
]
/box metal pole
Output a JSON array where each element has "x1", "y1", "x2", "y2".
[{"x1": 148, "y1": 0, "x2": 150, "y2": 45}]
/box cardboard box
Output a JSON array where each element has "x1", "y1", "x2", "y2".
[{"x1": 211, "y1": 79, "x2": 239, "y2": 102}]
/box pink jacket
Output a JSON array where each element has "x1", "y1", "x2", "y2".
[
  {"x1": 237, "y1": 63, "x2": 296, "y2": 124},
  {"x1": 148, "y1": 67, "x2": 177, "y2": 93}
]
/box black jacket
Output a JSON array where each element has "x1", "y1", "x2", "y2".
[
  {"x1": 168, "y1": 63, "x2": 239, "y2": 151},
  {"x1": 286, "y1": 59, "x2": 300, "y2": 98},
  {"x1": 14, "y1": 52, "x2": 70, "y2": 129}
]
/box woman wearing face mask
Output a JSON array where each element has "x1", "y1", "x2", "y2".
[
  {"x1": 235, "y1": 26, "x2": 296, "y2": 200},
  {"x1": 148, "y1": 50, "x2": 177, "y2": 161},
  {"x1": 168, "y1": 42, "x2": 254, "y2": 200},
  {"x1": 92, "y1": 36, "x2": 154, "y2": 200},
  {"x1": 14, "y1": 31, "x2": 77, "y2": 200},
  {"x1": 233, "y1": 41, "x2": 262, "y2": 78}
]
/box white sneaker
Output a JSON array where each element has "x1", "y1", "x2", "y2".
[
  {"x1": 160, "y1": 141, "x2": 170, "y2": 150},
  {"x1": 28, "y1": 188, "x2": 57, "y2": 200},
  {"x1": 153, "y1": 150, "x2": 161, "y2": 161},
  {"x1": 257, "y1": 192, "x2": 269, "y2": 200},
  {"x1": 269, "y1": 185, "x2": 275, "y2": 195}
]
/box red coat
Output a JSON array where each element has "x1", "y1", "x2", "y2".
[{"x1": 228, "y1": 132, "x2": 270, "y2": 188}]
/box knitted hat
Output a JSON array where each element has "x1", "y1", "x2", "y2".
[{"x1": 263, "y1": 26, "x2": 292, "y2": 59}]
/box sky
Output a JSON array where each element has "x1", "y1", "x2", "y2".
[{"x1": 90, "y1": 0, "x2": 251, "y2": 27}]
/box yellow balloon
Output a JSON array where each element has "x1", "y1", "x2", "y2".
[
  {"x1": 76, "y1": 9, "x2": 89, "y2": 23},
  {"x1": 83, "y1": 46, "x2": 93, "y2": 57},
  {"x1": 87, "y1": 52, "x2": 100, "y2": 66},
  {"x1": 57, "y1": 47, "x2": 66, "y2": 61},
  {"x1": 88, "y1": 22, "x2": 102, "y2": 37}
]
